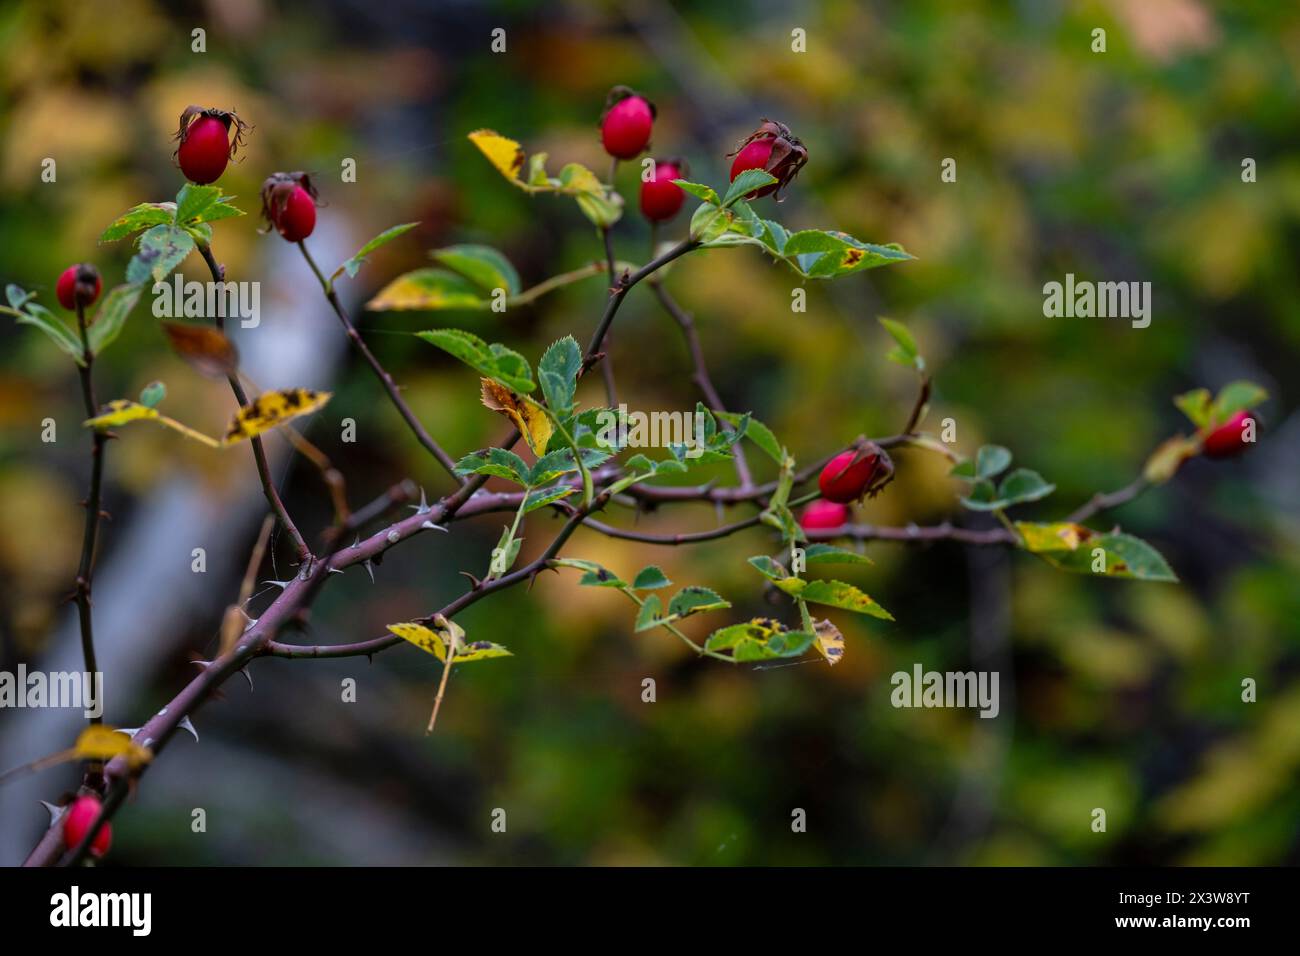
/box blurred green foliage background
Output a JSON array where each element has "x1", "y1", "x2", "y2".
[{"x1": 1, "y1": 0, "x2": 1298, "y2": 865}]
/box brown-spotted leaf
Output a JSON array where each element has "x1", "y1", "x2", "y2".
[
  {"x1": 468, "y1": 129, "x2": 525, "y2": 183},
  {"x1": 222, "y1": 389, "x2": 331, "y2": 445},
  {"x1": 162, "y1": 321, "x2": 239, "y2": 378},
  {"x1": 388, "y1": 622, "x2": 447, "y2": 662},
  {"x1": 480, "y1": 377, "x2": 552, "y2": 454},
  {"x1": 1143, "y1": 434, "x2": 1199, "y2": 485},
  {"x1": 813, "y1": 619, "x2": 846, "y2": 666},
  {"x1": 84, "y1": 400, "x2": 160, "y2": 429}
]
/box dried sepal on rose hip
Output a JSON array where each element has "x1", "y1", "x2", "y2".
[
  {"x1": 259, "y1": 172, "x2": 319, "y2": 242},
  {"x1": 728, "y1": 119, "x2": 808, "y2": 200},
  {"x1": 56, "y1": 263, "x2": 102, "y2": 311},
  {"x1": 600, "y1": 85, "x2": 656, "y2": 160},
  {"x1": 818, "y1": 442, "x2": 894, "y2": 503},
  {"x1": 173, "y1": 106, "x2": 250, "y2": 185}
]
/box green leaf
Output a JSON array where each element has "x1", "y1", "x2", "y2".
[
  {"x1": 338, "y1": 222, "x2": 420, "y2": 280},
  {"x1": 1, "y1": 300, "x2": 85, "y2": 365},
  {"x1": 775, "y1": 578, "x2": 894, "y2": 621},
  {"x1": 715, "y1": 410, "x2": 783, "y2": 464},
  {"x1": 1212, "y1": 381, "x2": 1268, "y2": 422},
  {"x1": 527, "y1": 446, "x2": 608, "y2": 485},
  {"x1": 721, "y1": 169, "x2": 778, "y2": 207},
  {"x1": 635, "y1": 586, "x2": 731, "y2": 632},
  {"x1": 760, "y1": 502, "x2": 806, "y2": 545},
  {"x1": 489, "y1": 526, "x2": 524, "y2": 578},
  {"x1": 552, "y1": 558, "x2": 627, "y2": 588},
  {"x1": 538, "y1": 335, "x2": 583, "y2": 419},
  {"x1": 609, "y1": 453, "x2": 690, "y2": 493},
  {"x1": 705, "y1": 618, "x2": 815, "y2": 662},
  {"x1": 453, "y1": 447, "x2": 531, "y2": 484},
  {"x1": 522, "y1": 486, "x2": 576, "y2": 514},
  {"x1": 430, "y1": 243, "x2": 520, "y2": 296},
  {"x1": 668, "y1": 586, "x2": 730, "y2": 618},
  {"x1": 975, "y1": 445, "x2": 1012, "y2": 480},
  {"x1": 747, "y1": 555, "x2": 788, "y2": 581},
  {"x1": 174, "y1": 184, "x2": 222, "y2": 225},
  {"x1": 879, "y1": 317, "x2": 924, "y2": 371},
  {"x1": 689, "y1": 202, "x2": 731, "y2": 243},
  {"x1": 780, "y1": 229, "x2": 913, "y2": 278},
  {"x1": 631, "y1": 565, "x2": 672, "y2": 590},
  {"x1": 416, "y1": 328, "x2": 535, "y2": 392},
  {"x1": 804, "y1": 544, "x2": 873, "y2": 566},
  {"x1": 1022, "y1": 528, "x2": 1178, "y2": 583},
  {"x1": 191, "y1": 196, "x2": 244, "y2": 225},
  {"x1": 1174, "y1": 389, "x2": 1213, "y2": 429},
  {"x1": 87, "y1": 283, "x2": 143, "y2": 355},
  {"x1": 959, "y1": 479, "x2": 1001, "y2": 511},
  {"x1": 6, "y1": 284, "x2": 34, "y2": 310},
  {"x1": 367, "y1": 268, "x2": 490, "y2": 311},
  {"x1": 100, "y1": 203, "x2": 175, "y2": 243},
  {"x1": 996, "y1": 468, "x2": 1055, "y2": 507},
  {"x1": 139, "y1": 381, "x2": 166, "y2": 409},
  {"x1": 635, "y1": 594, "x2": 663, "y2": 630},
  {"x1": 671, "y1": 180, "x2": 719, "y2": 205},
  {"x1": 127, "y1": 224, "x2": 194, "y2": 284}
]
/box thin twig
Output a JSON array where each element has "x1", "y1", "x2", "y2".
[
  {"x1": 71, "y1": 300, "x2": 104, "y2": 726},
  {"x1": 196, "y1": 241, "x2": 311, "y2": 561},
  {"x1": 297, "y1": 240, "x2": 463, "y2": 482},
  {"x1": 650, "y1": 280, "x2": 753, "y2": 487}
]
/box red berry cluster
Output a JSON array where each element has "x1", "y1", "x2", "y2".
[
  {"x1": 598, "y1": 86, "x2": 807, "y2": 224},
  {"x1": 801, "y1": 445, "x2": 894, "y2": 532}
]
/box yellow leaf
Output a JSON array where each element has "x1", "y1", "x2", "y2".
[
  {"x1": 1015, "y1": 521, "x2": 1092, "y2": 552},
  {"x1": 429, "y1": 613, "x2": 467, "y2": 655},
  {"x1": 813, "y1": 619, "x2": 845, "y2": 666},
  {"x1": 454, "y1": 640, "x2": 512, "y2": 662},
  {"x1": 480, "y1": 378, "x2": 552, "y2": 454},
  {"x1": 84, "y1": 400, "x2": 160, "y2": 429},
  {"x1": 468, "y1": 129, "x2": 525, "y2": 184},
  {"x1": 222, "y1": 388, "x2": 331, "y2": 445},
  {"x1": 1143, "y1": 434, "x2": 1199, "y2": 485},
  {"x1": 74, "y1": 725, "x2": 152, "y2": 768},
  {"x1": 388, "y1": 622, "x2": 447, "y2": 662}
]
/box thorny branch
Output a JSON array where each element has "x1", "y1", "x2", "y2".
[
  {"x1": 71, "y1": 300, "x2": 105, "y2": 728},
  {"x1": 24, "y1": 213, "x2": 1169, "y2": 869}
]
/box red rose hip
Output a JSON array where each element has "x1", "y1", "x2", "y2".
[
  {"x1": 640, "y1": 158, "x2": 687, "y2": 222},
  {"x1": 260, "y1": 172, "x2": 319, "y2": 242},
  {"x1": 1202, "y1": 411, "x2": 1257, "y2": 459},
  {"x1": 173, "y1": 107, "x2": 248, "y2": 185},
  {"x1": 55, "y1": 264, "x2": 102, "y2": 311},
  {"x1": 801, "y1": 500, "x2": 850, "y2": 531},
  {"x1": 62, "y1": 795, "x2": 112, "y2": 858},
  {"x1": 600, "y1": 87, "x2": 655, "y2": 160},
  {"x1": 729, "y1": 138, "x2": 777, "y2": 196},
  {"x1": 727, "y1": 119, "x2": 808, "y2": 200},
  {"x1": 818, "y1": 445, "x2": 894, "y2": 503}
]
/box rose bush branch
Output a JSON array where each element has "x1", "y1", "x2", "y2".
[{"x1": 195, "y1": 239, "x2": 311, "y2": 561}]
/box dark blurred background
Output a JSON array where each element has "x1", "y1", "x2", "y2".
[{"x1": 1, "y1": 0, "x2": 1298, "y2": 865}]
